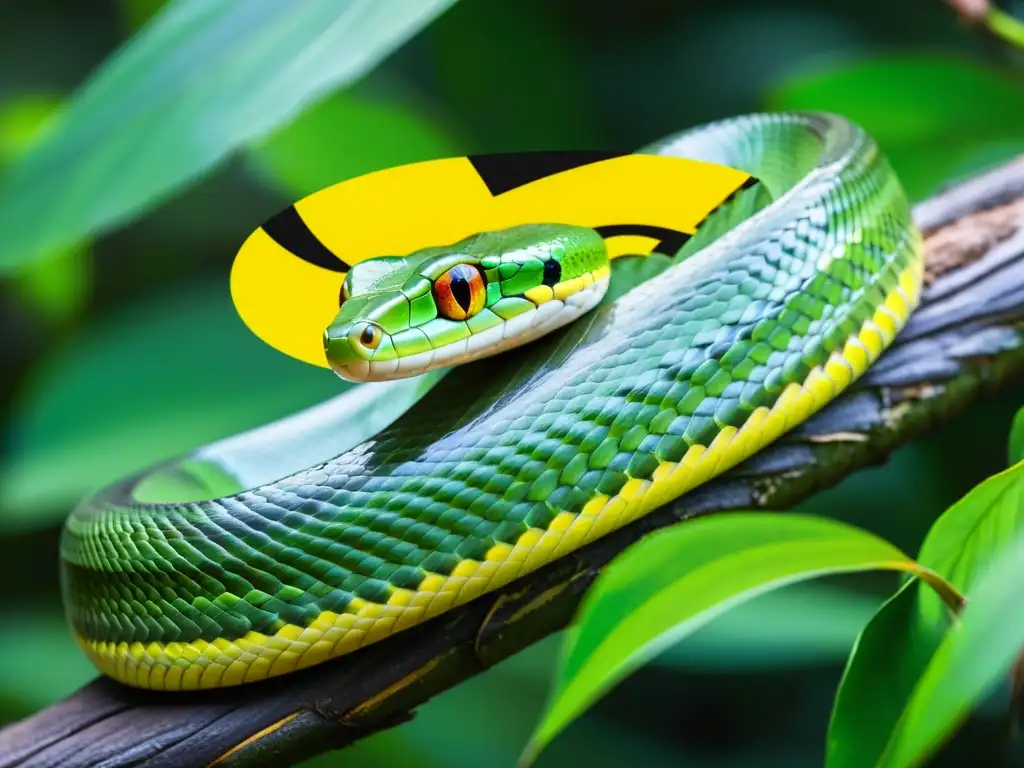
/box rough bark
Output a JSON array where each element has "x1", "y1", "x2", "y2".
[{"x1": 2, "y1": 157, "x2": 1023, "y2": 768}]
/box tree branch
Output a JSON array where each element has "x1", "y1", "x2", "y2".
[{"x1": 2, "y1": 159, "x2": 1024, "y2": 768}]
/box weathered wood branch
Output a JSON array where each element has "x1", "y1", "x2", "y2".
[{"x1": 2, "y1": 160, "x2": 1023, "y2": 768}]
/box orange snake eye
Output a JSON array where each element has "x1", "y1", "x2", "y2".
[{"x1": 434, "y1": 264, "x2": 486, "y2": 320}]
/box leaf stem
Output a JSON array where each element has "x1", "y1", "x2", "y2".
[{"x1": 908, "y1": 564, "x2": 968, "y2": 614}]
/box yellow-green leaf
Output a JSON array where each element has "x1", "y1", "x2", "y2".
[
  {"x1": 826, "y1": 580, "x2": 953, "y2": 768},
  {"x1": 883, "y1": 535, "x2": 1024, "y2": 767},
  {"x1": 915, "y1": 461, "x2": 1024, "y2": 626},
  {"x1": 0, "y1": 0, "x2": 459, "y2": 271},
  {"x1": 1010, "y1": 407, "x2": 1024, "y2": 466},
  {"x1": 522, "y1": 512, "x2": 944, "y2": 765}
]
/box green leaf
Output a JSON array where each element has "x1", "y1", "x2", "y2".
[
  {"x1": 0, "y1": 96, "x2": 92, "y2": 324},
  {"x1": 522, "y1": 512, "x2": 949, "y2": 765},
  {"x1": 914, "y1": 461, "x2": 1024, "y2": 626},
  {"x1": 882, "y1": 535, "x2": 1024, "y2": 767},
  {"x1": 0, "y1": 279, "x2": 342, "y2": 529},
  {"x1": 249, "y1": 85, "x2": 463, "y2": 198},
  {"x1": 0, "y1": 0, "x2": 459, "y2": 271},
  {"x1": 766, "y1": 54, "x2": 1024, "y2": 200},
  {"x1": 120, "y1": 0, "x2": 170, "y2": 30},
  {"x1": 1010, "y1": 407, "x2": 1024, "y2": 466},
  {"x1": 654, "y1": 582, "x2": 885, "y2": 672},
  {"x1": 826, "y1": 580, "x2": 953, "y2": 768}
]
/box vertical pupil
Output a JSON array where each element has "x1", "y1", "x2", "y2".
[{"x1": 449, "y1": 266, "x2": 474, "y2": 312}]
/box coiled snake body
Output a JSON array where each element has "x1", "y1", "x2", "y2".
[{"x1": 60, "y1": 112, "x2": 922, "y2": 691}]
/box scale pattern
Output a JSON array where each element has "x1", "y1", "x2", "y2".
[{"x1": 60, "y1": 112, "x2": 922, "y2": 690}]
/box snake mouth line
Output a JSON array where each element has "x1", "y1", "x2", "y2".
[{"x1": 334, "y1": 276, "x2": 610, "y2": 383}]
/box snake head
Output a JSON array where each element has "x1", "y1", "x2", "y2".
[{"x1": 324, "y1": 223, "x2": 610, "y2": 383}]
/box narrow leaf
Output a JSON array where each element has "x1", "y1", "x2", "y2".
[
  {"x1": 522, "y1": 512, "x2": 936, "y2": 765},
  {"x1": 883, "y1": 535, "x2": 1024, "y2": 767},
  {"x1": 826, "y1": 580, "x2": 953, "y2": 768},
  {"x1": 0, "y1": 0, "x2": 459, "y2": 270}
]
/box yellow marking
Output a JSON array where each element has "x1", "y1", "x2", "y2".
[
  {"x1": 232, "y1": 153, "x2": 742, "y2": 368},
  {"x1": 345, "y1": 656, "x2": 446, "y2": 721},
  {"x1": 181, "y1": 664, "x2": 203, "y2": 691},
  {"x1": 486, "y1": 542, "x2": 514, "y2": 561},
  {"x1": 553, "y1": 276, "x2": 584, "y2": 301},
  {"x1": 209, "y1": 711, "x2": 301, "y2": 767},
  {"x1": 605, "y1": 235, "x2": 663, "y2": 260},
  {"x1": 524, "y1": 285, "x2": 554, "y2": 304},
  {"x1": 77, "y1": 258, "x2": 923, "y2": 691}
]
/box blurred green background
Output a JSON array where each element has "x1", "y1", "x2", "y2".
[{"x1": 1, "y1": 0, "x2": 1023, "y2": 765}]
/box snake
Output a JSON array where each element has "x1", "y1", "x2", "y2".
[{"x1": 60, "y1": 111, "x2": 922, "y2": 692}]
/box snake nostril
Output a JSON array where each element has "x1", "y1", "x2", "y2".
[{"x1": 322, "y1": 329, "x2": 331, "y2": 352}]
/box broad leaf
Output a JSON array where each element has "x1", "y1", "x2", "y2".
[
  {"x1": 882, "y1": 535, "x2": 1024, "y2": 767},
  {"x1": 654, "y1": 582, "x2": 885, "y2": 672},
  {"x1": 0, "y1": 280, "x2": 341, "y2": 528},
  {"x1": 1011, "y1": 406, "x2": 1024, "y2": 466},
  {"x1": 249, "y1": 85, "x2": 463, "y2": 198},
  {"x1": 826, "y1": 580, "x2": 953, "y2": 768},
  {"x1": 0, "y1": 96, "x2": 91, "y2": 324},
  {"x1": 914, "y1": 461, "x2": 1024, "y2": 626},
  {"x1": 767, "y1": 53, "x2": 1024, "y2": 199},
  {"x1": 521, "y1": 512, "x2": 953, "y2": 765},
  {"x1": 0, "y1": 0, "x2": 459, "y2": 271}
]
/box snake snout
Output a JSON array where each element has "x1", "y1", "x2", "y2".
[{"x1": 324, "y1": 320, "x2": 388, "y2": 382}]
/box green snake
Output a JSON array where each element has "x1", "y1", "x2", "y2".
[{"x1": 60, "y1": 112, "x2": 922, "y2": 691}]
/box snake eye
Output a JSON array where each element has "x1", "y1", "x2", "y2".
[
  {"x1": 353, "y1": 323, "x2": 381, "y2": 350},
  {"x1": 434, "y1": 264, "x2": 485, "y2": 321}
]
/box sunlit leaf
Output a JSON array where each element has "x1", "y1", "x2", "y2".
[
  {"x1": 882, "y1": 535, "x2": 1024, "y2": 767},
  {"x1": 249, "y1": 85, "x2": 463, "y2": 199},
  {"x1": 1010, "y1": 407, "x2": 1024, "y2": 466},
  {"x1": 914, "y1": 461, "x2": 1024, "y2": 626},
  {"x1": 826, "y1": 580, "x2": 953, "y2": 768},
  {"x1": 766, "y1": 53, "x2": 1024, "y2": 199},
  {"x1": 522, "y1": 512, "x2": 952, "y2": 765},
  {"x1": 655, "y1": 582, "x2": 885, "y2": 672},
  {"x1": 0, "y1": 96, "x2": 91, "y2": 324},
  {"x1": 0, "y1": 0, "x2": 459, "y2": 271}
]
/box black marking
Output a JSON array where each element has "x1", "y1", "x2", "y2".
[
  {"x1": 261, "y1": 206, "x2": 350, "y2": 273},
  {"x1": 468, "y1": 150, "x2": 628, "y2": 197},
  {"x1": 594, "y1": 224, "x2": 692, "y2": 257},
  {"x1": 449, "y1": 265, "x2": 474, "y2": 312},
  {"x1": 542, "y1": 259, "x2": 562, "y2": 286},
  {"x1": 705, "y1": 175, "x2": 761, "y2": 215}
]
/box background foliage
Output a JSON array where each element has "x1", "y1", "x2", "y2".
[{"x1": 1, "y1": 1, "x2": 1022, "y2": 766}]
